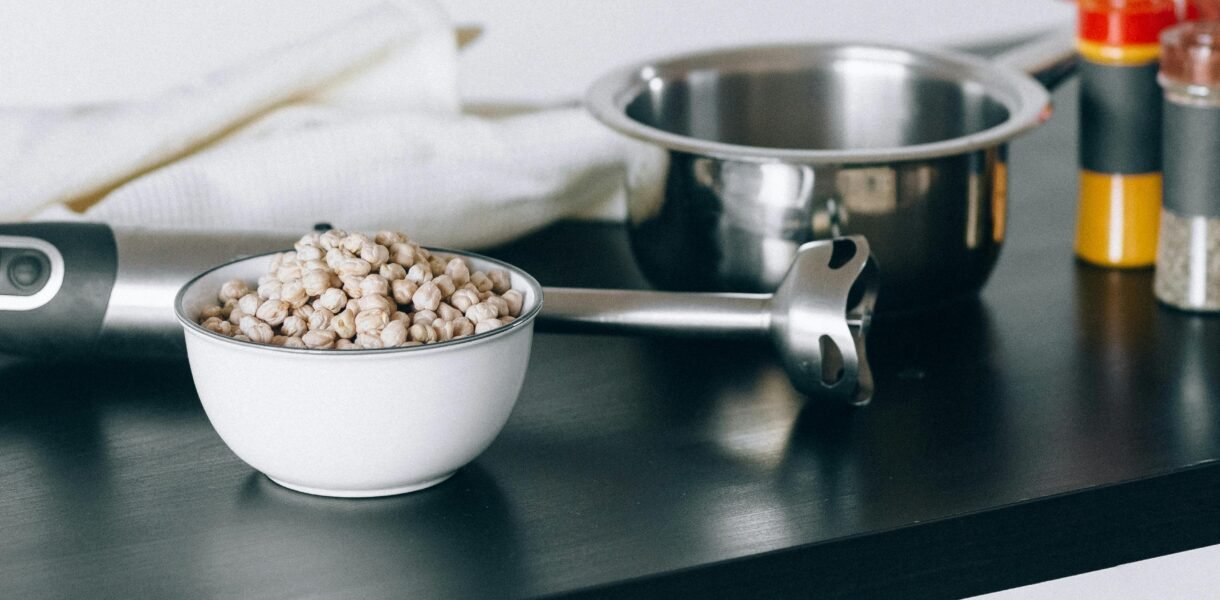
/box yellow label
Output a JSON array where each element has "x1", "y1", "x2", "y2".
[
  {"x1": 1076, "y1": 41, "x2": 1160, "y2": 66},
  {"x1": 1075, "y1": 171, "x2": 1161, "y2": 267}
]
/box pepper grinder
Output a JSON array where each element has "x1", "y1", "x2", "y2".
[{"x1": 1155, "y1": 20, "x2": 1220, "y2": 310}]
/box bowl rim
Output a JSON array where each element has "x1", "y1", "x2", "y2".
[
  {"x1": 584, "y1": 41, "x2": 1052, "y2": 164},
  {"x1": 174, "y1": 247, "x2": 544, "y2": 356}
]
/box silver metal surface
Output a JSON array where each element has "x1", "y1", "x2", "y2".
[
  {"x1": 585, "y1": 31, "x2": 1074, "y2": 312},
  {"x1": 541, "y1": 236, "x2": 878, "y2": 405},
  {"x1": 98, "y1": 229, "x2": 295, "y2": 356},
  {"x1": 0, "y1": 235, "x2": 64, "y2": 311}
]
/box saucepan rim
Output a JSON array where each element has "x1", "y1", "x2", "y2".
[{"x1": 584, "y1": 41, "x2": 1051, "y2": 165}]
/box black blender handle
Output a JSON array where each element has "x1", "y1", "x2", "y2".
[{"x1": 0, "y1": 222, "x2": 117, "y2": 359}]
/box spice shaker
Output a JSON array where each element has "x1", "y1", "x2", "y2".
[
  {"x1": 1154, "y1": 20, "x2": 1220, "y2": 310},
  {"x1": 1075, "y1": 0, "x2": 1185, "y2": 267}
]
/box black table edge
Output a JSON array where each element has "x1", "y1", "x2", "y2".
[{"x1": 549, "y1": 460, "x2": 1220, "y2": 600}]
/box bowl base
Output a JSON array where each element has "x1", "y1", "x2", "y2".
[{"x1": 267, "y1": 472, "x2": 456, "y2": 498}]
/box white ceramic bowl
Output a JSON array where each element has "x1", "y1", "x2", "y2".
[{"x1": 174, "y1": 249, "x2": 542, "y2": 498}]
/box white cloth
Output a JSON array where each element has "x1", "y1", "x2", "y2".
[{"x1": 1, "y1": 1, "x2": 660, "y2": 248}]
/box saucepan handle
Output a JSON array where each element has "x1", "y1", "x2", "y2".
[{"x1": 993, "y1": 26, "x2": 1078, "y2": 91}]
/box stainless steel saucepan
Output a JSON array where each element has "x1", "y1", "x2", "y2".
[{"x1": 585, "y1": 29, "x2": 1076, "y2": 313}]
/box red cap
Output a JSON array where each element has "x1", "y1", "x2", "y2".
[
  {"x1": 1161, "y1": 20, "x2": 1220, "y2": 86},
  {"x1": 1079, "y1": 0, "x2": 1181, "y2": 45},
  {"x1": 1197, "y1": 0, "x2": 1220, "y2": 19}
]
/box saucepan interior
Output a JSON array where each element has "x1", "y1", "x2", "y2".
[{"x1": 589, "y1": 43, "x2": 1048, "y2": 162}]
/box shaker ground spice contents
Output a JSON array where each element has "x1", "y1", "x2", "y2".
[
  {"x1": 1075, "y1": 0, "x2": 1183, "y2": 267},
  {"x1": 1154, "y1": 21, "x2": 1220, "y2": 310}
]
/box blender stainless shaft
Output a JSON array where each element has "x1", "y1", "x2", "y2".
[
  {"x1": 98, "y1": 228, "x2": 298, "y2": 356},
  {"x1": 539, "y1": 236, "x2": 878, "y2": 405}
]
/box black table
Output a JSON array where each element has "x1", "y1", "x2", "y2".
[{"x1": 3, "y1": 78, "x2": 1220, "y2": 600}]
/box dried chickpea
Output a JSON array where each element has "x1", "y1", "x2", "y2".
[
  {"x1": 303, "y1": 269, "x2": 331, "y2": 297},
  {"x1": 470, "y1": 271, "x2": 493, "y2": 293},
  {"x1": 433, "y1": 274, "x2": 456, "y2": 298},
  {"x1": 501, "y1": 289, "x2": 524, "y2": 317},
  {"x1": 276, "y1": 263, "x2": 302, "y2": 283},
  {"x1": 474, "y1": 318, "x2": 504, "y2": 334},
  {"x1": 239, "y1": 315, "x2": 275, "y2": 344},
  {"x1": 237, "y1": 293, "x2": 260, "y2": 316},
  {"x1": 341, "y1": 233, "x2": 370, "y2": 254},
  {"x1": 413, "y1": 281, "x2": 442, "y2": 311},
  {"x1": 309, "y1": 307, "x2": 334, "y2": 331},
  {"x1": 375, "y1": 230, "x2": 405, "y2": 246},
  {"x1": 360, "y1": 242, "x2": 390, "y2": 269},
  {"x1": 303, "y1": 259, "x2": 328, "y2": 273},
  {"x1": 485, "y1": 295, "x2": 509, "y2": 319},
  {"x1": 452, "y1": 317, "x2": 475, "y2": 338},
  {"x1": 338, "y1": 258, "x2": 372, "y2": 277},
  {"x1": 409, "y1": 322, "x2": 437, "y2": 343},
  {"x1": 406, "y1": 264, "x2": 432, "y2": 284},
  {"x1": 331, "y1": 309, "x2": 357, "y2": 339},
  {"x1": 319, "y1": 230, "x2": 345, "y2": 250},
  {"x1": 465, "y1": 301, "x2": 499, "y2": 323},
  {"x1": 255, "y1": 299, "x2": 291, "y2": 326},
  {"x1": 200, "y1": 305, "x2": 223, "y2": 320},
  {"x1": 488, "y1": 270, "x2": 512, "y2": 294},
  {"x1": 444, "y1": 257, "x2": 470, "y2": 286},
  {"x1": 355, "y1": 331, "x2": 384, "y2": 349},
  {"x1": 360, "y1": 274, "x2": 389, "y2": 298},
  {"x1": 428, "y1": 255, "x2": 448, "y2": 276},
  {"x1": 412, "y1": 309, "x2": 438, "y2": 328},
  {"x1": 281, "y1": 315, "x2": 308, "y2": 337},
  {"x1": 380, "y1": 263, "x2": 406, "y2": 281},
  {"x1": 297, "y1": 246, "x2": 323, "y2": 262},
  {"x1": 340, "y1": 274, "x2": 364, "y2": 299},
  {"x1": 280, "y1": 280, "x2": 308, "y2": 308},
  {"x1": 381, "y1": 320, "x2": 408, "y2": 346},
  {"x1": 257, "y1": 279, "x2": 282, "y2": 301},
  {"x1": 325, "y1": 248, "x2": 346, "y2": 270},
  {"x1": 335, "y1": 339, "x2": 358, "y2": 350},
  {"x1": 449, "y1": 288, "x2": 479, "y2": 312},
  {"x1": 303, "y1": 329, "x2": 337, "y2": 349},
  {"x1": 389, "y1": 242, "x2": 416, "y2": 267},
  {"x1": 315, "y1": 288, "x2": 347, "y2": 313},
  {"x1": 437, "y1": 302, "x2": 462, "y2": 322},
  {"x1": 355, "y1": 309, "x2": 390, "y2": 333},
  {"x1": 282, "y1": 336, "x2": 307, "y2": 349},
  {"x1": 433, "y1": 319, "x2": 455, "y2": 342},
  {"x1": 357, "y1": 294, "x2": 395, "y2": 314},
  {"x1": 219, "y1": 279, "x2": 250, "y2": 302},
  {"x1": 391, "y1": 279, "x2": 418, "y2": 305}
]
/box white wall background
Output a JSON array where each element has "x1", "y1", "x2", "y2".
[{"x1": 0, "y1": 0, "x2": 1074, "y2": 106}]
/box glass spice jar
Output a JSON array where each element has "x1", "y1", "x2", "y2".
[{"x1": 1154, "y1": 20, "x2": 1220, "y2": 310}]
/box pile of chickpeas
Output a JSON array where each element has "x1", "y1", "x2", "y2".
[{"x1": 197, "y1": 229, "x2": 524, "y2": 349}]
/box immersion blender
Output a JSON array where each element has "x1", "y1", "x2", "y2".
[{"x1": 0, "y1": 222, "x2": 878, "y2": 404}]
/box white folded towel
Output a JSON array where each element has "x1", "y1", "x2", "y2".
[{"x1": 2, "y1": 1, "x2": 661, "y2": 247}]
